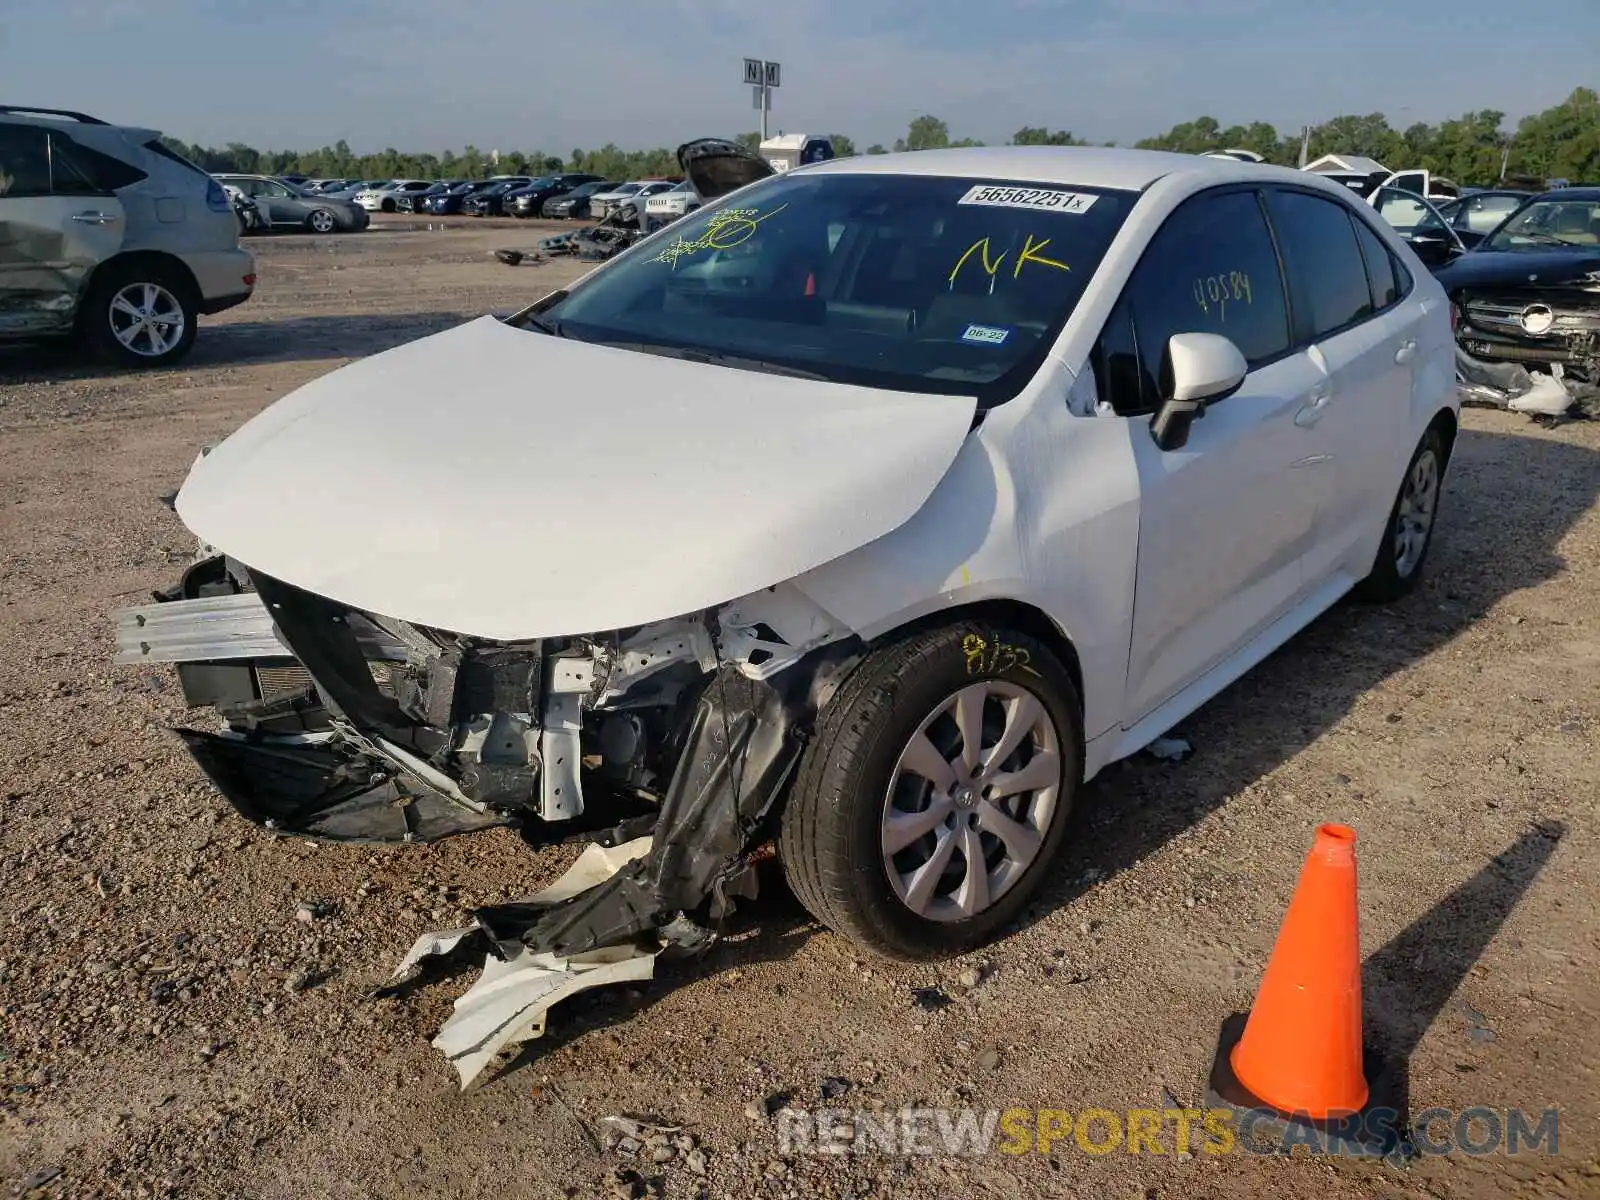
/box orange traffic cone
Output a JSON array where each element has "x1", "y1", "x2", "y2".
[
  {"x1": 1204, "y1": 823, "x2": 1398, "y2": 1157},
  {"x1": 1231, "y1": 822, "x2": 1367, "y2": 1117}
]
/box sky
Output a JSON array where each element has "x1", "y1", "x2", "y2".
[{"x1": 4, "y1": 0, "x2": 1596, "y2": 154}]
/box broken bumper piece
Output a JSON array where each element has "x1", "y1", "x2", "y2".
[
  {"x1": 177, "y1": 729, "x2": 513, "y2": 843},
  {"x1": 382, "y1": 837, "x2": 661, "y2": 1090}
]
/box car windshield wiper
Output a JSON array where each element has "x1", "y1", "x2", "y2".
[
  {"x1": 521, "y1": 312, "x2": 564, "y2": 336},
  {"x1": 594, "y1": 340, "x2": 830, "y2": 380}
]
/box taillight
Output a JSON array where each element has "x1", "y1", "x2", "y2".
[
  {"x1": 205, "y1": 179, "x2": 231, "y2": 213},
  {"x1": 243, "y1": 274, "x2": 257, "y2": 286}
]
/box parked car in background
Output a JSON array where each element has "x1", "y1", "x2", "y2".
[
  {"x1": 396, "y1": 180, "x2": 468, "y2": 213},
  {"x1": 540, "y1": 179, "x2": 619, "y2": 220},
  {"x1": 317, "y1": 179, "x2": 389, "y2": 201},
  {"x1": 462, "y1": 178, "x2": 535, "y2": 217},
  {"x1": 1368, "y1": 184, "x2": 1470, "y2": 269},
  {"x1": 591, "y1": 180, "x2": 676, "y2": 222},
  {"x1": 420, "y1": 180, "x2": 491, "y2": 215},
  {"x1": 1433, "y1": 188, "x2": 1600, "y2": 381},
  {"x1": 278, "y1": 174, "x2": 310, "y2": 188},
  {"x1": 504, "y1": 173, "x2": 606, "y2": 218},
  {"x1": 0, "y1": 105, "x2": 254, "y2": 366},
  {"x1": 123, "y1": 147, "x2": 1459, "y2": 969},
  {"x1": 643, "y1": 179, "x2": 701, "y2": 229},
  {"x1": 1435, "y1": 189, "x2": 1534, "y2": 245},
  {"x1": 355, "y1": 180, "x2": 435, "y2": 212},
  {"x1": 584, "y1": 181, "x2": 648, "y2": 222},
  {"x1": 214, "y1": 174, "x2": 370, "y2": 234}
]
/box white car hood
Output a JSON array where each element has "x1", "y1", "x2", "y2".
[{"x1": 175, "y1": 316, "x2": 977, "y2": 640}]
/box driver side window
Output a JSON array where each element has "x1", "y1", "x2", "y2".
[{"x1": 1092, "y1": 188, "x2": 1291, "y2": 416}]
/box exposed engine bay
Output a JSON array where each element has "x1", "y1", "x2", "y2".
[
  {"x1": 1449, "y1": 265, "x2": 1600, "y2": 420},
  {"x1": 115, "y1": 546, "x2": 861, "y2": 963}
]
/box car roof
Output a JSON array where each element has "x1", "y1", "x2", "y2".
[
  {"x1": 0, "y1": 107, "x2": 161, "y2": 143},
  {"x1": 1533, "y1": 187, "x2": 1600, "y2": 201},
  {"x1": 799, "y1": 145, "x2": 1324, "y2": 194}
]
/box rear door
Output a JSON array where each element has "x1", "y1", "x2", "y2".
[
  {"x1": 0, "y1": 122, "x2": 125, "y2": 337},
  {"x1": 1097, "y1": 187, "x2": 1329, "y2": 720},
  {"x1": 1262, "y1": 186, "x2": 1414, "y2": 588}
]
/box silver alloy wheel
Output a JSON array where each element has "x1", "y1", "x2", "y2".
[
  {"x1": 309, "y1": 208, "x2": 337, "y2": 233},
  {"x1": 108, "y1": 282, "x2": 186, "y2": 358},
  {"x1": 881, "y1": 680, "x2": 1062, "y2": 923},
  {"x1": 1395, "y1": 447, "x2": 1440, "y2": 577}
]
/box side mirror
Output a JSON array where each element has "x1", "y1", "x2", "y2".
[{"x1": 1150, "y1": 333, "x2": 1247, "y2": 451}]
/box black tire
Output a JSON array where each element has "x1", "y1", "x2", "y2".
[
  {"x1": 778, "y1": 621, "x2": 1084, "y2": 961},
  {"x1": 80, "y1": 259, "x2": 199, "y2": 368},
  {"x1": 1353, "y1": 423, "x2": 1448, "y2": 603},
  {"x1": 306, "y1": 208, "x2": 339, "y2": 234},
  {"x1": 381, "y1": 198, "x2": 396, "y2": 213}
]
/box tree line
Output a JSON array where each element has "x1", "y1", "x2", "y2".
[{"x1": 162, "y1": 86, "x2": 1600, "y2": 190}]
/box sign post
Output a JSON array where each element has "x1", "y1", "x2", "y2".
[{"x1": 742, "y1": 57, "x2": 780, "y2": 142}]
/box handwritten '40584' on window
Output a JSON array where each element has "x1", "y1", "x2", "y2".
[{"x1": 1192, "y1": 271, "x2": 1252, "y2": 320}]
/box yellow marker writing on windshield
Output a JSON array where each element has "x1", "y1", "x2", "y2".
[
  {"x1": 1014, "y1": 233, "x2": 1069, "y2": 277},
  {"x1": 948, "y1": 237, "x2": 1008, "y2": 285}
]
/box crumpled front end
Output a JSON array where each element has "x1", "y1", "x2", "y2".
[
  {"x1": 1455, "y1": 276, "x2": 1600, "y2": 385},
  {"x1": 113, "y1": 541, "x2": 861, "y2": 972}
]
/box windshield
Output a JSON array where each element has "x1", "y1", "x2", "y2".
[
  {"x1": 538, "y1": 171, "x2": 1136, "y2": 406},
  {"x1": 1485, "y1": 196, "x2": 1600, "y2": 250}
]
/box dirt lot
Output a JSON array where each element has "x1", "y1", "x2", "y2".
[{"x1": 1, "y1": 215, "x2": 1597, "y2": 1200}]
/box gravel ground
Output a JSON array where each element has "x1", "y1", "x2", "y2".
[{"x1": 1, "y1": 217, "x2": 1597, "y2": 1200}]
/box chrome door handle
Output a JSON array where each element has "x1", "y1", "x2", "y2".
[
  {"x1": 1294, "y1": 386, "x2": 1330, "y2": 427},
  {"x1": 71, "y1": 211, "x2": 121, "y2": 225},
  {"x1": 1394, "y1": 339, "x2": 1417, "y2": 365}
]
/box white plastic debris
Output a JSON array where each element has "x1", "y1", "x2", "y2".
[
  {"x1": 433, "y1": 942, "x2": 657, "y2": 1090},
  {"x1": 389, "y1": 836, "x2": 657, "y2": 1090},
  {"x1": 1144, "y1": 736, "x2": 1193, "y2": 762},
  {"x1": 1507, "y1": 373, "x2": 1574, "y2": 418}
]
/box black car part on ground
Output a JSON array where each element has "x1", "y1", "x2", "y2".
[{"x1": 472, "y1": 664, "x2": 813, "y2": 957}]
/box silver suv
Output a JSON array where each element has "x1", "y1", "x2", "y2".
[{"x1": 0, "y1": 106, "x2": 256, "y2": 367}]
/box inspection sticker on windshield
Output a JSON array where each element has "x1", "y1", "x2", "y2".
[
  {"x1": 961, "y1": 323, "x2": 1011, "y2": 345},
  {"x1": 957, "y1": 185, "x2": 1098, "y2": 214}
]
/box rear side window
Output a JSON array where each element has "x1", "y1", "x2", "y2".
[
  {"x1": 1265, "y1": 190, "x2": 1374, "y2": 341},
  {"x1": 0, "y1": 125, "x2": 143, "y2": 196},
  {"x1": 1092, "y1": 188, "x2": 1291, "y2": 416},
  {"x1": 52, "y1": 134, "x2": 146, "y2": 192},
  {"x1": 1350, "y1": 214, "x2": 1400, "y2": 310}
]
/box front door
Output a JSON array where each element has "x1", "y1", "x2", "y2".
[
  {"x1": 1092, "y1": 186, "x2": 1332, "y2": 722},
  {"x1": 0, "y1": 123, "x2": 125, "y2": 337}
]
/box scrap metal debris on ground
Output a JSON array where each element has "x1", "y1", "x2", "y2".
[
  {"x1": 494, "y1": 209, "x2": 649, "y2": 267},
  {"x1": 1144, "y1": 735, "x2": 1193, "y2": 762},
  {"x1": 1456, "y1": 347, "x2": 1600, "y2": 424},
  {"x1": 380, "y1": 836, "x2": 663, "y2": 1089}
]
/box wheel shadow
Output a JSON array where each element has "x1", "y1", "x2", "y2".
[{"x1": 1015, "y1": 424, "x2": 1597, "y2": 931}]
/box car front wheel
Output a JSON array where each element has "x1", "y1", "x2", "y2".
[{"x1": 779, "y1": 622, "x2": 1083, "y2": 960}]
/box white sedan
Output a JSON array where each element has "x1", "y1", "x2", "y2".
[{"x1": 114, "y1": 147, "x2": 1457, "y2": 966}]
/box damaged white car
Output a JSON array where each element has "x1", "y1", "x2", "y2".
[{"x1": 114, "y1": 144, "x2": 1459, "y2": 1042}]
